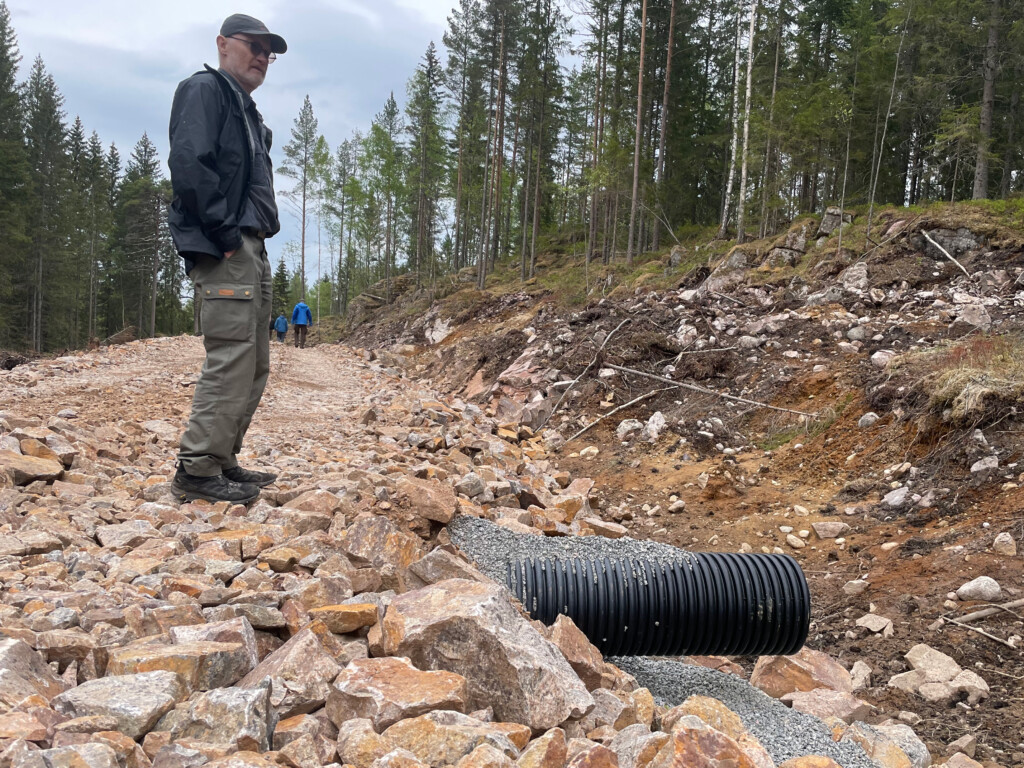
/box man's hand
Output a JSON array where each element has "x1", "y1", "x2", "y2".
[{"x1": 224, "y1": 250, "x2": 237, "y2": 259}]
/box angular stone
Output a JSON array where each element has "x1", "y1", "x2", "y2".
[
  {"x1": 272, "y1": 713, "x2": 337, "y2": 764},
  {"x1": 408, "y1": 549, "x2": 492, "y2": 588},
  {"x1": 456, "y1": 744, "x2": 517, "y2": 768},
  {"x1": 35, "y1": 743, "x2": 120, "y2": 768},
  {"x1": 750, "y1": 648, "x2": 853, "y2": 698},
  {"x1": 343, "y1": 515, "x2": 426, "y2": 573},
  {"x1": 811, "y1": 522, "x2": 850, "y2": 540},
  {"x1": 308, "y1": 604, "x2": 378, "y2": 634},
  {"x1": 169, "y1": 617, "x2": 259, "y2": 672},
  {"x1": 0, "y1": 638, "x2": 66, "y2": 705},
  {"x1": 380, "y1": 580, "x2": 594, "y2": 730},
  {"x1": 992, "y1": 532, "x2": 1017, "y2": 556},
  {"x1": 327, "y1": 656, "x2": 468, "y2": 732},
  {"x1": 161, "y1": 681, "x2": 273, "y2": 752},
  {"x1": 904, "y1": 644, "x2": 961, "y2": 683},
  {"x1": 0, "y1": 450, "x2": 64, "y2": 485},
  {"x1": 943, "y1": 756, "x2": 983, "y2": 768},
  {"x1": 51, "y1": 672, "x2": 188, "y2": 740},
  {"x1": 374, "y1": 749, "x2": 433, "y2": 768},
  {"x1": 874, "y1": 723, "x2": 931, "y2": 768},
  {"x1": 95, "y1": 520, "x2": 161, "y2": 549},
  {"x1": 781, "y1": 689, "x2": 873, "y2": 723},
  {"x1": 396, "y1": 477, "x2": 458, "y2": 524},
  {"x1": 649, "y1": 718, "x2": 756, "y2": 768},
  {"x1": 950, "y1": 670, "x2": 989, "y2": 705},
  {"x1": 382, "y1": 711, "x2": 519, "y2": 768},
  {"x1": 237, "y1": 621, "x2": 346, "y2": 717},
  {"x1": 204, "y1": 753, "x2": 280, "y2": 768},
  {"x1": 106, "y1": 642, "x2": 250, "y2": 692},
  {"x1": 337, "y1": 718, "x2": 392, "y2": 768},
  {"x1": 778, "y1": 759, "x2": 844, "y2": 768},
  {"x1": 565, "y1": 744, "x2": 617, "y2": 768},
  {"x1": 607, "y1": 724, "x2": 668, "y2": 768},
  {"x1": 0, "y1": 712, "x2": 48, "y2": 741},
  {"x1": 517, "y1": 729, "x2": 567, "y2": 768},
  {"x1": 661, "y1": 697, "x2": 770, "y2": 768},
  {"x1": 546, "y1": 616, "x2": 604, "y2": 691},
  {"x1": 834, "y1": 722, "x2": 912, "y2": 768}
]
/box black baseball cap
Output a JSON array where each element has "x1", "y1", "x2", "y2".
[{"x1": 220, "y1": 14, "x2": 287, "y2": 54}]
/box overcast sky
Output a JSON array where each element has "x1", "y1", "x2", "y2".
[{"x1": 7, "y1": 0, "x2": 458, "y2": 269}]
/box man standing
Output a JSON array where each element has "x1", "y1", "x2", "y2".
[
  {"x1": 167, "y1": 14, "x2": 287, "y2": 504},
  {"x1": 292, "y1": 299, "x2": 312, "y2": 348}
]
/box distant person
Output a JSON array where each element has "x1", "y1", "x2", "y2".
[
  {"x1": 292, "y1": 299, "x2": 312, "y2": 348},
  {"x1": 268, "y1": 316, "x2": 275, "y2": 341},
  {"x1": 166, "y1": 14, "x2": 287, "y2": 504},
  {"x1": 273, "y1": 313, "x2": 288, "y2": 342}
]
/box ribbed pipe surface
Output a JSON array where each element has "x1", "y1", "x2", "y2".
[{"x1": 507, "y1": 553, "x2": 809, "y2": 656}]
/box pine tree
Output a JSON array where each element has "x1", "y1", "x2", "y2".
[
  {"x1": 23, "y1": 56, "x2": 67, "y2": 352},
  {"x1": 0, "y1": 0, "x2": 28, "y2": 348},
  {"x1": 278, "y1": 95, "x2": 319, "y2": 298},
  {"x1": 272, "y1": 257, "x2": 291, "y2": 317}
]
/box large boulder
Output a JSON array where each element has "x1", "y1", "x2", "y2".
[
  {"x1": 327, "y1": 656, "x2": 469, "y2": 732},
  {"x1": 649, "y1": 717, "x2": 758, "y2": 768},
  {"x1": 379, "y1": 580, "x2": 594, "y2": 730},
  {"x1": 106, "y1": 641, "x2": 251, "y2": 691},
  {"x1": 51, "y1": 671, "x2": 188, "y2": 739}
]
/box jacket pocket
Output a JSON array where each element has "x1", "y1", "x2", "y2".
[{"x1": 199, "y1": 283, "x2": 255, "y2": 342}]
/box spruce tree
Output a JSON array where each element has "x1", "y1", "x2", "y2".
[{"x1": 279, "y1": 95, "x2": 319, "y2": 298}]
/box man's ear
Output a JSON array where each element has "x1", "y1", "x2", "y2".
[{"x1": 215, "y1": 35, "x2": 228, "y2": 58}]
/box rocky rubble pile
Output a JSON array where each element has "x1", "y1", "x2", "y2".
[{"x1": 0, "y1": 337, "x2": 998, "y2": 768}]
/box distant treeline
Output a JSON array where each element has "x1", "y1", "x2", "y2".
[{"x1": 1, "y1": 0, "x2": 1021, "y2": 352}]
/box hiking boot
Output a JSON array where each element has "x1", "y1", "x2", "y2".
[
  {"x1": 223, "y1": 465, "x2": 278, "y2": 487},
  {"x1": 171, "y1": 466, "x2": 260, "y2": 504}
]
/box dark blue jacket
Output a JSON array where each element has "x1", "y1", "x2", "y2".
[
  {"x1": 292, "y1": 302, "x2": 312, "y2": 326},
  {"x1": 274, "y1": 315, "x2": 288, "y2": 333}
]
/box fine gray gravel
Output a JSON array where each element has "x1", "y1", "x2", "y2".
[
  {"x1": 448, "y1": 514, "x2": 695, "y2": 584},
  {"x1": 614, "y1": 657, "x2": 881, "y2": 768},
  {"x1": 451, "y1": 517, "x2": 880, "y2": 768}
]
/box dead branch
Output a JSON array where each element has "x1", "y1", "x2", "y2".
[
  {"x1": 940, "y1": 617, "x2": 1019, "y2": 650},
  {"x1": 678, "y1": 346, "x2": 737, "y2": 355},
  {"x1": 604, "y1": 363, "x2": 819, "y2": 418},
  {"x1": 921, "y1": 230, "x2": 971, "y2": 277},
  {"x1": 858, "y1": 213, "x2": 924, "y2": 262},
  {"x1": 955, "y1": 597, "x2": 1024, "y2": 624},
  {"x1": 568, "y1": 388, "x2": 671, "y2": 442},
  {"x1": 543, "y1": 318, "x2": 630, "y2": 427}
]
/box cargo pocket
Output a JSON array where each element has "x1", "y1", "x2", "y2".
[{"x1": 199, "y1": 283, "x2": 256, "y2": 342}]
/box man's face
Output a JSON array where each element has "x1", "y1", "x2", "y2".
[{"x1": 217, "y1": 33, "x2": 273, "y2": 93}]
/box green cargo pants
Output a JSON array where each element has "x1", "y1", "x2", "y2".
[{"x1": 178, "y1": 232, "x2": 272, "y2": 477}]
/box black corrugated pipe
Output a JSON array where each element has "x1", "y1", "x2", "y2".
[{"x1": 506, "y1": 553, "x2": 810, "y2": 656}]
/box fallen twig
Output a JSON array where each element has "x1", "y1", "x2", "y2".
[
  {"x1": 941, "y1": 617, "x2": 1019, "y2": 650},
  {"x1": 604, "y1": 363, "x2": 819, "y2": 419},
  {"x1": 568, "y1": 388, "x2": 671, "y2": 442},
  {"x1": 921, "y1": 230, "x2": 971, "y2": 277},
  {"x1": 955, "y1": 598, "x2": 1024, "y2": 624},
  {"x1": 858, "y1": 213, "x2": 924, "y2": 261},
  {"x1": 677, "y1": 346, "x2": 737, "y2": 355},
  {"x1": 542, "y1": 318, "x2": 630, "y2": 428},
  {"x1": 713, "y1": 291, "x2": 747, "y2": 307}
]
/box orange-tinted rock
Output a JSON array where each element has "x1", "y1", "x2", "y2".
[
  {"x1": 337, "y1": 718, "x2": 392, "y2": 768},
  {"x1": 547, "y1": 616, "x2": 605, "y2": 691},
  {"x1": 382, "y1": 711, "x2": 520, "y2": 768},
  {"x1": 327, "y1": 657, "x2": 469, "y2": 731},
  {"x1": 0, "y1": 712, "x2": 48, "y2": 741},
  {"x1": 781, "y1": 689, "x2": 873, "y2": 723},
  {"x1": 456, "y1": 744, "x2": 518, "y2": 768},
  {"x1": 517, "y1": 728, "x2": 568, "y2": 768},
  {"x1": 491, "y1": 723, "x2": 532, "y2": 752},
  {"x1": 684, "y1": 657, "x2": 745, "y2": 676},
  {"x1": 106, "y1": 642, "x2": 250, "y2": 691},
  {"x1": 778, "y1": 758, "x2": 844, "y2": 768},
  {"x1": 565, "y1": 744, "x2": 618, "y2": 768},
  {"x1": 0, "y1": 450, "x2": 64, "y2": 484},
  {"x1": 661, "y1": 697, "x2": 771, "y2": 768},
  {"x1": 649, "y1": 718, "x2": 756, "y2": 768},
  {"x1": 396, "y1": 477, "x2": 458, "y2": 524},
  {"x1": 750, "y1": 648, "x2": 853, "y2": 699},
  {"x1": 308, "y1": 604, "x2": 379, "y2": 634},
  {"x1": 833, "y1": 722, "x2": 912, "y2": 768},
  {"x1": 607, "y1": 725, "x2": 669, "y2": 768}
]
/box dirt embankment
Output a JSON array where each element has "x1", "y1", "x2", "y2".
[{"x1": 342, "y1": 205, "x2": 1024, "y2": 763}]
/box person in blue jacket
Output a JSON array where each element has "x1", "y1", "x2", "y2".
[
  {"x1": 291, "y1": 300, "x2": 312, "y2": 348},
  {"x1": 273, "y1": 313, "x2": 288, "y2": 342}
]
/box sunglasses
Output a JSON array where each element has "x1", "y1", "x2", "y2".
[{"x1": 226, "y1": 35, "x2": 277, "y2": 62}]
